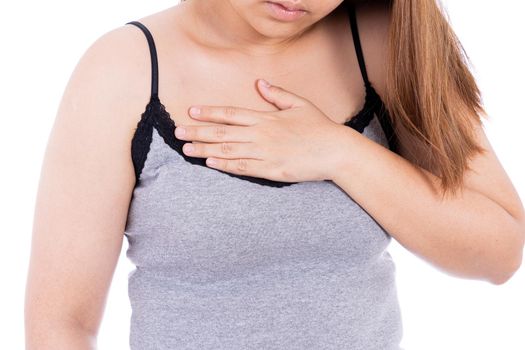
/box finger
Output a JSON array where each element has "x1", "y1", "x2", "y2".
[
  {"x1": 188, "y1": 105, "x2": 263, "y2": 126},
  {"x1": 175, "y1": 124, "x2": 253, "y2": 143},
  {"x1": 256, "y1": 79, "x2": 306, "y2": 110},
  {"x1": 205, "y1": 156, "x2": 267, "y2": 179},
  {"x1": 182, "y1": 141, "x2": 263, "y2": 160}
]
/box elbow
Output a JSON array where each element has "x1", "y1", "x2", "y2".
[
  {"x1": 489, "y1": 256, "x2": 522, "y2": 285},
  {"x1": 488, "y1": 224, "x2": 525, "y2": 285},
  {"x1": 25, "y1": 303, "x2": 99, "y2": 349},
  {"x1": 25, "y1": 317, "x2": 98, "y2": 350}
]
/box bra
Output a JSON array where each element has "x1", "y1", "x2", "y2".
[{"x1": 125, "y1": 2, "x2": 399, "y2": 188}]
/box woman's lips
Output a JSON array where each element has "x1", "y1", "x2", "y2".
[
  {"x1": 265, "y1": 1, "x2": 307, "y2": 22},
  {"x1": 271, "y1": 1, "x2": 306, "y2": 11}
]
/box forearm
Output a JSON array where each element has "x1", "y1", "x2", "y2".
[{"x1": 330, "y1": 126, "x2": 524, "y2": 284}]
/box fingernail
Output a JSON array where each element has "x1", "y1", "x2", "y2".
[
  {"x1": 259, "y1": 79, "x2": 271, "y2": 88},
  {"x1": 183, "y1": 143, "x2": 194, "y2": 153},
  {"x1": 189, "y1": 106, "x2": 201, "y2": 116},
  {"x1": 175, "y1": 127, "x2": 186, "y2": 137}
]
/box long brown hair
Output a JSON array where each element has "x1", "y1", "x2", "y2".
[
  {"x1": 180, "y1": 0, "x2": 487, "y2": 198},
  {"x1": 384, "y1": 0, "x2": 487, "y2": 199}
]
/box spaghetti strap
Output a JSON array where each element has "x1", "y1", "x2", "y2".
[
  {"x1": 347, "y1": 3, "x2": 372, "y2": 89},
  {"x1": 125, "y1": 20, "x2": 179, "y2": 184},
  {"x1": 126, "y1": 21, "x2": 159, "y2": 99}
]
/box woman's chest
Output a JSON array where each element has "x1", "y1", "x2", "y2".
[{"x1": 155, "y1": 20, "x2": 364, "y2": 129}]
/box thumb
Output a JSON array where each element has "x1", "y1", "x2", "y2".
[{"x1": 256, "y1": 79, "x2": 306, "y2": 110}]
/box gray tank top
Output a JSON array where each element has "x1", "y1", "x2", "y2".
[{"x1": 124, "y1": 3, "x2": 403, "y2": 349}]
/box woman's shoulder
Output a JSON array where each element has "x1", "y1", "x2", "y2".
[
  {"x1": 48, "y1": 15, "x2": 171, "y2": 192},
  {"x1": 67, "y1": 4, "x2": 193, "y2": 144},
  {"x1": 122, "y1": 2, "x2": 199, "y2": 53},
  {"x1": 82, "y1": 3, "x2": 189, "y2": 116}
]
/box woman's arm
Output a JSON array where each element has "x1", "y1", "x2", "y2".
[
  {"x1": 24, "y1": 25, "x2": 150, "y2": 349},
  {"x1": 330, "y1": 122, "x2": 525, "y2": 285},
  {"x1": 328, "y1": 1, "x2": 525, "y2": 285}
]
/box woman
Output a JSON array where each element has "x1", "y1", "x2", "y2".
[{"x1": 25, "y1": 0, "x2": 525, "y2": 349}]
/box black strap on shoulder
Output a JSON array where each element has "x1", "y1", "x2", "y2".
[
  {"x1": 347, "y1": 3, "x2": 371, "y2": 89},
  {"x1": 125, "y1": 21, "x2": 159, "y2": 99}
]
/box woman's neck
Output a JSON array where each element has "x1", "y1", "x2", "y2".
[{"x1": 183, "y1": 0, "x2": 337, "y2": 57}]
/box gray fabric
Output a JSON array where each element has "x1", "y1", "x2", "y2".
[{"x1": 124, "y1": 114, "x2": 404, "y2": 349}]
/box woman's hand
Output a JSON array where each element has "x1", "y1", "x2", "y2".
[{"x1": 174, "y1": 79, "x2": 350, "y2": 183}]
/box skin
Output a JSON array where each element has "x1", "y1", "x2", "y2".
[{"x1": 25, "y1": 0, "x2": 525, "y2": 348}]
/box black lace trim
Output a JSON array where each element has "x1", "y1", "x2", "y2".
[
  {"x1": 130, "y1": 88, "x2": 397, "y2": 188},
  {"x1": 344, "y1": 84, "x2": 379, "y2": 132},
  {"x1": 131, "y1": 96, "x2": 300, "y2": 187},
  {"x1": 375, "y1": 100, "x2": 399, "y2": 154},
  {"x1": 348, "y1": 84, "x2": 399, "y2": 154},
  {"x1": 130, "y1": 100, "x2": 154, "y2": 183}
]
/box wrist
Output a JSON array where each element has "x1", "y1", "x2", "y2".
[{"x1": 324, "y1": 124, "x2": 360, "y2": 183}]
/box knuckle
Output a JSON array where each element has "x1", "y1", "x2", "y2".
[
  {"x1": 236, "y1": 158, "x2": 248, "y2": 172},
  {"x1": 220, "y1": 142, "x2": 232, "y2": 154},
  {"x1": 277, "y1": 165, "x2": 293, "y2": 181},
  {"x1": 223, "y1": 106, "x2": 236, "y2": 118},
  {"x1": 214, "y1": 125, "x2": 227, "y2": 139}
]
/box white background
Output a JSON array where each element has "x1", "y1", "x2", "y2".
[{"x1": 1, "y1": 0, "x2": 524, "y2": 349}]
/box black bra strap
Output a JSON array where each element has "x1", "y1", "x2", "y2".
[
  {"x1": 347, "y1": 3, "x2": 371, "y2": 89},
  {"x1": 125, "y1": 21, "x2": 159, "y2": 99}
]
